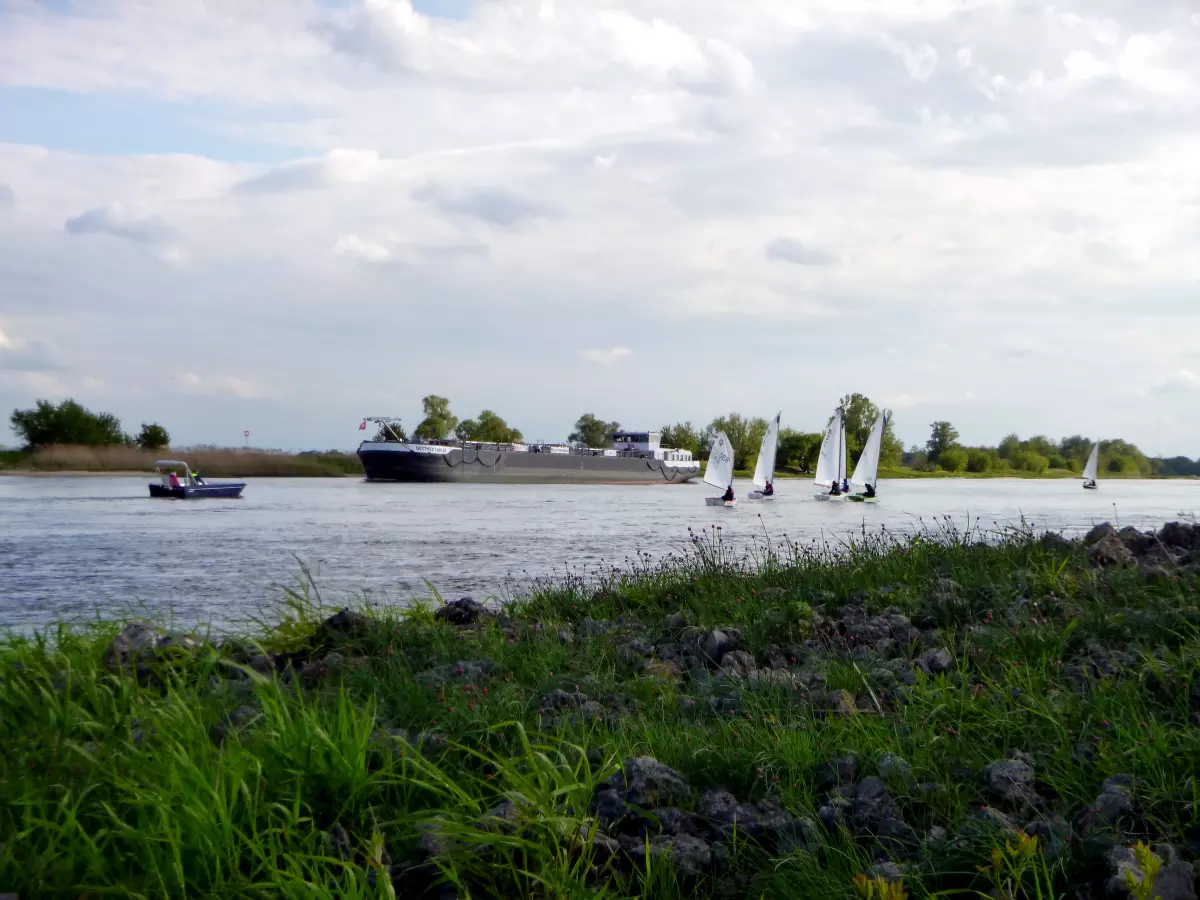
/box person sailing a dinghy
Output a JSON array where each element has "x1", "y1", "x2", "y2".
[
  {"x1": 829, "y1": 481, "x2": 842, "y2": 496},
  {"x1": 762, "y1": 482, "x2": 774, "y2": 497},
  {"x1": 722, "y1": 485, "x2": 735, "y2": 503},
  {"x1": 864, "y1": 483, "x2": 876, "y2": 498},
  {"x1": 841, "y1": 477, "x2": 850, "y2": 494}
]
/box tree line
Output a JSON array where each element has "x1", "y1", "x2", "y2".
[
  {"x1": 9, "y1": 399, "x2": 170, "y2": 451},
  {"x1": 403, "y1": 394, "x2": 1200, "y2": 478}
]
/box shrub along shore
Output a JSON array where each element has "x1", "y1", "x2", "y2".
[
  {"x1": 2, "y1": 523, "x2": 1199, "y2": 899},
  {"x1": 0, "y1": 444, "x2": 363, "y2": 477}
]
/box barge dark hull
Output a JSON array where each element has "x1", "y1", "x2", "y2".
[{"x1": 357, "y1": 445, "x2": 699, "y2": 484}]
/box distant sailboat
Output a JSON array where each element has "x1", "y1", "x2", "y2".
[
  {"x1": 813, "y1": 409, "x2": 848, "y2": 502},
  {"x1": 704, "y1": 431, "x2": 737, "y2": 507},
  {"x1": 848, "y1": 413, "x2": 884, "y2": 503},
  {"x1": 747, "y1": 412, "x2": 781, "y2": 500},
  {"x1": 1082, "y1": 443, "x2": 1100, "y2": 490}
]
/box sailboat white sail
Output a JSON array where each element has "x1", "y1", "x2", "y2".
[
  {"x1": 751, "y1": 412, "x2": 781, "y2": 492},
  {"x1": 703, "y1": 431, "x2": 736, "y2": 501},
  {"x1": 851, "y1": 414, "x2": 885, "y2": 491},
  {"x1": 1082, "y1": 443, "x2": 1099, "y2": 488},
  {"x1": 814, "y1": 411, "x2": 843, "y2": 488}
]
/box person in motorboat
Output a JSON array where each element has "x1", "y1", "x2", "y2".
[
  {"x1": 864, "y1": 483, "x2": 876, "y2": 498},
  {"x1": 168, "y1": 472, "x2": 181, "y2": 488},
  {"x1": 193, "y1": 469, "x2": 205, "y2": 485},
  {"x1": 762, "y1": 482, "x2": 774, "y2": 497},
  {"x1": 722, "y1": 485, "x2": 735, "y2": 503}
]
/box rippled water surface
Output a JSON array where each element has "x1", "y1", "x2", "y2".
[{"x1": 2, "y1": 475, "x2": 1196, "y2": 629}]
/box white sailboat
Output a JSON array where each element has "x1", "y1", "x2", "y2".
[
  {"x1": 704, "y1": 431, "x2": 737, "y2": 507},
  {"x1": 848, "y1": 413, "x2": 884, "y2": 503},
  {"x1": 1082, "y1": 443, "x2": 1099, "y2": 490},
  {"x1": 813, "y1": 409, "x2": 848, "y2": 502},
  {"x1": 747, "y1": 412, "x2": 781, "y2": 500}
]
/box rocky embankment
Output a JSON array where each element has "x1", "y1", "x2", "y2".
[{"x1": 2, "y1": 521, "x2": 1199, "y2": 899}]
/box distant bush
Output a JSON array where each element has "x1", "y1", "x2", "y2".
[
  {"x1": 938, "y1": 447, "x2": 968, "y2": 472},
  {"x1": 966, "y1": 449, "x2": 992, "y2": 473},
  {"x1": 1011, "y1": 451, "x2": 1049, "y2": 474},
  {"x1": 1108, "y1": 454, "x2": 1140, "y2": 474},
  {"x1": 136, "y1": 423, "x2": 170, "y2": 451},
  {"x1": 9, "y1": 399, "x2": 128, "y2": 449},
  {"x1": 1047, "y1": 453, "x2": 1069, "y2": 471}
]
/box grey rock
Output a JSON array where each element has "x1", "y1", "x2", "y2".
[
  {"x1": 416, "y1": 659, "x2": 496, "y2": 686},
  {"x1": 556, "y1": 627, "x2": 575, "y2": 645},
  {"x1": 878, "y1": 754, "x2": 912, "y2": 781},
  {"x1": 877, "y1": 817, "x2": 920, "y2": 854},
  {"x1": 1084, "y1": 522, "x2": 1118, "y2": 545},
  {"x1": 817, "y1": 755, "x2": 859, "y2": 790},
  {"x1": 327, "y1": 822, "x2": 352, "y2": 861},
  {"x1": 915, "y1": 648, "x2": 954, "y2": 677},
  {"x1": 985, "y1": 757, "x2": 1036, "y2": 804},
  {"x1": 542, "y1": 689, "x2": 589, "y2": 710},
  {"x1": 602, "y1": 757, "x2": 691, "y2": 809},
  {"x1": 747, "y1": 668, "x2": 803, "y2": 690},
  {"x1": 592, "y1": 788, "x2": 628, "y2": 826},
  {"x1": 1090, "y1": 532, "x2": 1133, "y2": 567},
  {"x1": 817, "y1": 805, "x2": 843, "y2": 831},
  {"x1": 618, "y1": 639, "x2": 653, "y2": 664},
  {"x1": 249, "y1": 654, "x2": 276, "y2": 675},
  {"x1": 664, "y1": 611, "x2": 690, "y2": 630},
  {"x1": 870, "y1": 861, "x2": 905, "y2": 882},
  {"x1": 628, "y1": 834, "x2": 712, "y2": 878},
  {"x1": 578, "y1": 618, "x2": 610, "y2": 638},
  {"x1": 927, "y1": 826, "x2": 948, "y2": 842},
  {"x1": 434, "y1": 597, "x2": 490, "y2": 626},
  {"x1": 1094, "y1": 779, "x2": 1135, "y2": 824},
  {"x1": 589, "y1": 830, "x2": 620, "y2": 862},
  {"x1": 104, "y1": 623, "x2": 203, "y2": 674},
  {"x1": 720, "y1": 650, "x2": 757, "y2": 678},
  {"x1": 827, "y1": 689, "x2": 857, "y2": 717},
  {"x1": 701, "y1": 629, "x2": 738, "y2": 665},
  {"x1": 320, "y1": 607, "x2": 369, "y2": 637},
  {"x1": 643, "y1": 807, "x2": 701, "y2": 837},
  {"x1": 1105, "y1": 845, "x2": 1195, "y2": 900},
  {"x1": 697, "y1": 790, "x2": 804, "y2": 848},
  {"x1": 1024, "y1": 815, "x2": 1072, "y2": 860},
  {"x1": 850, "y1": 777, "x2": 902, "y2": 832}
]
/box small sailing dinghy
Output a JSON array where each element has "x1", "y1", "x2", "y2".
[
  {"x1": 747, "y1": 412, "x2": 781, "y2": 500},
  {"x1": 847, "y1": 413, "x2": 884, "y2": 503},
  {"x1": 813, "y1": 409, "x2": 849, "y2": 501},
  {"x1": 1082, "y1": 443, "x2": 1100, "y2": 490},
  {"x1": 703, "y1": 431, "x2": 737, "y2": 507}
]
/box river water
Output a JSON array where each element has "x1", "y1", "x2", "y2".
[{"x1": 1, "y1": 475, "x2": 1196, "y2": 631}]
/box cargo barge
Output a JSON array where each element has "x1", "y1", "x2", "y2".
[{"x1": 357, "y1": 418, "x2": 699, "y2": 484}]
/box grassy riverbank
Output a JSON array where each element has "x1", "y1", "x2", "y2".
[
  {"x1": 0, "y1": 445, "x2": 363, "y2": 477},
  {"x1": 3, "y1": 524, "x2": 1199, "y2": 899}
]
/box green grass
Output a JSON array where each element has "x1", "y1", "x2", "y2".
[{"x1": 2, "y1": 525, "x2": 1198, "y2": 898}]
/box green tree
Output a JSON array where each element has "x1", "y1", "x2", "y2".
[
  {"x1": 966, "y1": 448, "x2": 993, "y2": 473},
  {"x1": 998, "y1": 433, "x2": 1021, "y2": 459},
  {"x1": 836, "y1": 393, "x2": 902, "y2": 467},
  {"x1": 660, "y1": 422, "x2": 701, "y2": 457},
  {"x1": 1022, "y1": 435, "x2": 1057, "y2": 459},
  {"x1": 938, "y1": 447, "x2": 968, "y2": 472},
  {"x1": 708, "y1": 413, "x2": 769, "y2": 471},
  {"x1": 1058, "y1": 435, "x2": 1092, "y2": 469},
  {"x1": 9, "y1": 399, "x2": 128, "y2": 449},
  {"x1": 455, "y1": 410, "x2": 523, "y2": 444},
  {"x1": 568, "y1": 413, "x2": 620, "y2": 449},
  {"x1": 778, "y1": 429, "x2": 822, "y2": 473},
  {"x1": 136, "y1": 422, "x2": 170, "y2": 450},
  {"x1": 926, "y1": 421, "x2": 960, "y2": 462},
  {"x1": 413, "y1": 396, "x2": 458, "y2": 441}
]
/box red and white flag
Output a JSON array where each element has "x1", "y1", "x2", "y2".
[{"x1": 359, "y1": 420, "x2": 367, "y2": 431}]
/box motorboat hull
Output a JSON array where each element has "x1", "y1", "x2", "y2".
[{"x1": 149, "y1": 482, "x2": 246, "y2": 499}]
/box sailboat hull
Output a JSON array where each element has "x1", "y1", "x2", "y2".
[
  {"x1": 705, "y1": 497, "x2": 736, "y2": 507},
  {"x1": 847, "y1": 495, "x2": 878, "y2": 503},
  {"x1": 746, "y1": 491, "x2": 775, "y2": 500},
  {"x1": 814, "y1": 493, "x2": 846, "y2": 502},
  {"x1": 1083, "y1": 484, "x2": 1099, "y2": 490}
]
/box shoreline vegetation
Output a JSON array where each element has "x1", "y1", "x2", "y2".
[
  {"x1": 3, "y1": 521, "x2": 1199, "y2": 898},
  {"x1": 6, "y1": 395, "x2": 1200, "y2": 480}
]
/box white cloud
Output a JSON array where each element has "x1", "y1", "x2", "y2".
[
  {"x1": 0, "y1": 327, "x2": 13, "y2": 350},
  {"x1": 2, "y1": 0, "x2": 1200, "y2": 452},
  {"x1": 64, "y1": 203, "x2": 173, "y2": 244},
  {"x1": 172, "y1": 372, "x2": 266, "y2": 400},
  {"x1": 334, "y1": 234, "x2": 393, "y2": 263},
  {"x1": 765, "y1": 238, "x2": 835, "y2": 266},
  {"x1": 1155, "y1": 370, "x2": 1200, "y2": 394},
  {"x1": 580, "y1": 347, "x2": 633, "y2": 365}
]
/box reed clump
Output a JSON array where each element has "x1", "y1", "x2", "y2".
[
  {"x1": 2, "y1": 520, "x2": 1198, "y2": 899},
  {"x1": 6, "y1": 444, "x2": 363, "y2": 476}
]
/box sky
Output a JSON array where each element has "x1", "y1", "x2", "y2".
[{"x1": 1, "y1": 0, "x2": 1199, "y2": 455}]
